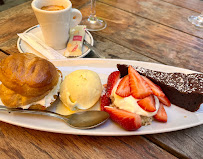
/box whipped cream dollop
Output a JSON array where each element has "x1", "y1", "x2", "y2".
[
  {"x1": 20, "y1": 74, "x2": 62, "y2": 109},
  {"x1": 111, "y1": 79, "x2": 159, "y2": 117}
]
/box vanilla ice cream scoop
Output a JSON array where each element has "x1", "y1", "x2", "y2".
[{"x1": 60, "y1": 69, "x2": 102, "y2": 110}]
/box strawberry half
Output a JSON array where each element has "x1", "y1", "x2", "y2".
[
  {"x1": 154, "y1": 103, "x2": 167, "y2": 122},
  {"x1": 141, "y1": 76, "x2": 165, "y2": 97},
  {"x1": 104, "y1": 106, "x2": 142, "y2": 131},
  {"x1": 137, "y1": 95, "x2": 156, "y2": 112},
  {"x1": 100, "y1": 93, "x2": 111, "y2": 111},
  {"x1": 115, "y1": 75, "x2": 131, "y2": 97},
  {"x1": 157, "y1": 96, "x2": 171, "y2": 107},
  {"x1": 128, "y1": 66, "x2": 152, "y2": 99},
  {"x1": 106, "y1": 71, "x2": 120, "y2": 97}
]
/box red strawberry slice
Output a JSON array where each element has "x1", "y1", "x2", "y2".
[
  {"x1": 104, "y1": 106, "x2": 142, "y2": 131},
  {"x1": 103, "y1": 84, "x2": 107, "y2": 89},
  {"x1": 115, "y1": 75, "x2": 131, "y2": 97},
  {"x1": 106, "y1": 71, "x2": 120, "y2": 97},
  {"x1": 100, "y1": 93, "x2": 111, "y2": 111},
  {"x1": 154, "y1": 103, "x2": 167, "y2": 122},
  {"x1": 141, "y1": 76, "x2": 165, "y2": 97},
  {"x1": 128, "y1": 66, "x2": 152, "y2": 99},
  {"x1": 157, "y1": 96, "x2": 171, "y2": 107},
  {"x1": 137, "y1": 95, "x2": 156, "y2": 112}
]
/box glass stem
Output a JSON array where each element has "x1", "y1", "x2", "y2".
[{"x1": 89, "y1": 0, "x2": 97, "y2": 21}]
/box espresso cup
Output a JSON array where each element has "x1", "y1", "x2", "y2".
[{"x1": 31, "y1": 0, "x2": 82, "y2": 50}]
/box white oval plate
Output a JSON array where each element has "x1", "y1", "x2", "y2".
[
  {"x1": 17, "y1": 25, "x2": 94, "y2": 58},
  {"x1": 0, "y1": 59, "x2": 202, "y2": 136}
]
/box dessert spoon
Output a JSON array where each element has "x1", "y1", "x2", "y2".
[
  {"x1": 0, "y1": 105, "x2": 109, "y2": 129},
  {"x1": 83, "y1": 40, "x2": 105, "y2": 59},
  {"x1": 0, "y1": 48, "x2": 10, "y2": 55}
]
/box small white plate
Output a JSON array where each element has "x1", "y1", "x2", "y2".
[
  {"x1": 0, "y1": 59, "x2": 202, "y2": 136},
  {"x1": 17, "y1": 25, "x2": 94, "y2": 58}
]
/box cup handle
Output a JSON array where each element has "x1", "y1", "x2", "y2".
[{"x1": 70, "y1": 8, "x2": 82, "y2": 28}]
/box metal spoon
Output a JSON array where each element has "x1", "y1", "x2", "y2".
[
  {"x1": 0, "y1": 105, "x2": 109, "y2": 129},
  {"x1": 83, "y1": 40, "x2": 105, "y2": 59}
]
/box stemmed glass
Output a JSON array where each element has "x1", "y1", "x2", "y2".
[
  {"x1": 80, "y1": 0, "x2": 107, "y2": 31},
  {"x1": 188, "y1": 11, "x2": 203, "y2": 27}
]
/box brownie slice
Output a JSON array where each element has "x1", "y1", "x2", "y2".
[{"x1": 117, "y1": 64, "x2": 203, "y2": 112}]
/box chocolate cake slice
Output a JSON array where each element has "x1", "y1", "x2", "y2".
[{"x1": 117, "y1": 64, "x2": 203, "y2": 112}]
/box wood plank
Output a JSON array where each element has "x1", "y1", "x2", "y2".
[
  {"x1": 0, "y1": 2, "x2": 38, "y2": 45},
  {"x1": 87, "y1": 33, "x2": 159, "y2": 63},
  {"x1": 162, "y1": 0, "x2": 203, "y2": 13},
  {"x1": 146, "y1": 125, "x2": 203, "y2": 159},
  {"x1": 100, "y1": 0, "x2": 203, "y2": 39},
  {"x1": 0, "y1": 0, "x2": 30, "y2": 12},
  {"x1": 80, "y1": 2, "x2": 203, "y2": 72},
  {"x1": 0, "y1": 122, "x2": 177, "y2": 159},
  {"x1": 71, "y1": 0, "x2": 89, "y2": 9}
]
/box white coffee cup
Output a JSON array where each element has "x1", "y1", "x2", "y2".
[{"x1": 31, "y1": 0, "x2": 82, "y2": 50}]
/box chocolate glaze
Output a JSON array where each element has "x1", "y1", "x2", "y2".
[{"x1": 117, "y1": 64, "x2": 203, "y2": 112}]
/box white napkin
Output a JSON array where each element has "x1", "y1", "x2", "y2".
[{"x1": 17, "y1": 33, "x2": 67, "y2": 60}]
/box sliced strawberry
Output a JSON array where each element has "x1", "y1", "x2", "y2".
[
  {"x1": 115, "y1": 75, "x2": 131, "y2": 97},
  {"x1": 106, "y1": 71, "x2": 120, "y2": 97},
  {"x1": 104, "y1": 106, "x2": 142, "y2": 131},
  {"x1": 154, "y1": 103, "x2": 167, "y2": 122},
  {"x1": 157, "y1": 96, "x2": 171, "y2": 107},
  {"x1": 103, "y1": 84, "x2": 107, "y2": 89},
  {"x1": 100, "y1": 93, "x2": 111, "y2": 111},
  {"x1": 128, "y1": 66, "x2": 152, "y2": 99},
  {"x1": 137, "y1": 95, "x2": 156, "y2": 112},
  {"x1": 141, "y1": 76, "x2": 165, "y2": 97}
]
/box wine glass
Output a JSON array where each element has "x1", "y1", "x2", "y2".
[
  {"x1": 80, "y1": 0, "x2": 107, "y2": 31},
  {"x1": 188, "y1": 11, "x2": 203, "y2": 27}
]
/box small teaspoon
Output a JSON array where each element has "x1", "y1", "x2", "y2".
[
  {"x1": 0, "y1": 105, "x2": 109, "y2": 129},
  {"x1": 83, "y1": 40, "x2": 105, "y2": 59}
]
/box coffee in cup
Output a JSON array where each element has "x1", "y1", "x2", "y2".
[
  {"x1": 31, "y1": 0, "x2": 82, "y2": 50},
  {"x1": 41, "y1": 5, "x2": 65, "y2": 11}
]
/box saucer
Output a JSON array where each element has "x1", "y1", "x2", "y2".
[{"x1": 17, "y1": 25, "x2": 94, "y2": 58}]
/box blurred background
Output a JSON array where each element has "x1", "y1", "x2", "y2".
[{"x1": 0, "y1": 0, "x2": 30, "y2": 11}]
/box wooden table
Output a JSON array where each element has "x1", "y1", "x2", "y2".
[{"x1": 0, "y1": 0, "x2": 202, "y2": 158}]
